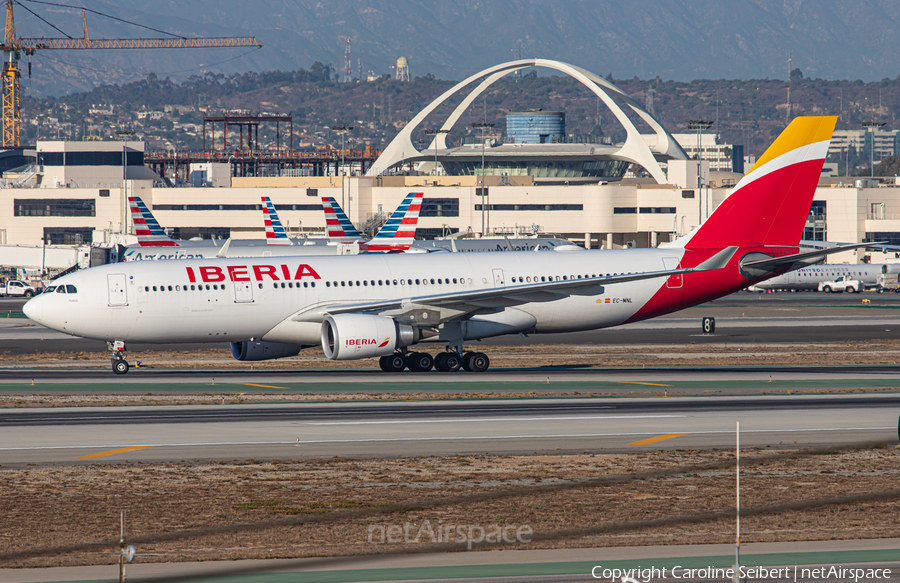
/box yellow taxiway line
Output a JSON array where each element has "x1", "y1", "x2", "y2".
[
  {"x1": 628, "y1": 433, "x2": 690, "y2": 446},
  {"x1": 76, "y1": 446, "x2": 154, "y2": 459},
  {"x1": 230, "y1": 383, "x2": 290, "y2": 390},
  {"x1": 609, "y1": 381, "x2": 673, "y2": 387}
]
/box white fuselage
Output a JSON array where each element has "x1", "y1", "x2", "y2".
[
  {"x1": 25, "y1": 247, "x2": 688, "y2": 345},
  {"x1": 750, "y1": 263, "x2": 882, "y2": 290}
]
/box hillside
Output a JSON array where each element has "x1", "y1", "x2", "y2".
[
  {"x1": 14, "y1": 0, "x2": 900, "y2": 97},
  {"x1": 21, "y1": 66, "x2": 900, "y2": 162}
]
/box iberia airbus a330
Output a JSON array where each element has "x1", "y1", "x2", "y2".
[{"x1": 26, "y1": 117, "x2": 857, "y2": 374}]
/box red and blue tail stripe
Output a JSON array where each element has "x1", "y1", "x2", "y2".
[
  {"x1": 261, "y1": 196, "x2": 291, "y2": 245},
  {"x1": 367, "y1": 192, "x2": 423, "y2": 252},
  {"x1": 129, "y1": 196, "x2": 179, "y2": 247},
  {"x1": 322, "y1": 197, "x2": 363, "y2": 241}
]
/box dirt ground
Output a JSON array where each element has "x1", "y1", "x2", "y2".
[
  {"x1": 1, "y1": 447, "x2": 899, "y2": 568},
  {"x1": 3, "y1": 339, "x2": 900, "y2": 370}
]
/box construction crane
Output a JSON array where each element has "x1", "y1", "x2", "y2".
[{"x1": 0, "y1": 0, "x2": 262, "y2": 147}]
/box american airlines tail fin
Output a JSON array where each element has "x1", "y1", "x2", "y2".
[
  {"x1": 261, "y1": 197, "x2": 292, "y2": 245},
  {"x1": 322, "y1": 196, "x2": 363, "y2": 242},
  {"x1": 674, "y1": 116, "x2": 837, "y2": 251},
  {"x1": 367, "y1": 192, "x2": 424, "y2": 253},
  {"x1": 129, "y1": 196, "x2": 179, "y2": 247}
]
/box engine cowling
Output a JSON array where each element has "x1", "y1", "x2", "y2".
[
  {"x1": 321, "y1": 314, "x2": 416, "y2": 360},
  {"x1": 230, "y1": 341, "x2": 305, "y2": 361}
]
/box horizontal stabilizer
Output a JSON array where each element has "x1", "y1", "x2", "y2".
[{"x1": 741, "y1": 242, "x2": 882, "y2": 273}]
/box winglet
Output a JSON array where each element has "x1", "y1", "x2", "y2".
[
  {"x1": 129, "y1": 196, "x2": 179, "y2": 247},
  {"x1": 261, "y1": 197, "x2": 293, "y2": 245},
  {"x1": 216, "y1": 238, "x2": 232, "y2": 258},
  {"x1": 694, "y1": 246, "x2": 739, "y2": 272}
]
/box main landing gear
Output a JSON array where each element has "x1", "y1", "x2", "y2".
[
  {"x1": 108, "y1": 340, "x2": 130, "y2": 375},
  {"x1": 378, "y1": 350, "x2": 490, "y2": 373}
]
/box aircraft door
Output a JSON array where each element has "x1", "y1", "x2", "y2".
[
  {"x1": 662, "y1": 257, "x2": 683, "y2": 289},
  {"x1": 107, "y1": 274, "x2": 128, "y2": 306},
  {"x1": 234, "y1": 281, "x2": 254, "y2": 303},
  {"x1": 492, "y1": 268, "x2": 505, "y2": 287}
]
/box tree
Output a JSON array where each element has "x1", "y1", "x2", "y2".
[{"x1": 790, "y1": 68, "x2": 803, "y2": 81}]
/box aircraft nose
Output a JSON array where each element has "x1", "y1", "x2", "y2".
[{"x1": 23, "y1": 297, "x2": 42, "y2": 323}]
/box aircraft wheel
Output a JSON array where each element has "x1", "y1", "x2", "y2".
[
  {"x1": 435, "y1": 352, "x2": 461, "y2": 372},
  {"x1": 382, "y1": 353, "x2": 406, "y2": 372},
  {"x1": 463, "y1": 352, "x2": 490, "y2": 373},
  {"x1": 461, "y1": 351, "x2": 475, "y2": 370},
  {"x1": 407, "y1": 352, "x2": 434, "y2": 372},
  {"x1": 113, "y1": 359, "x2": 130, "y2": 375}
]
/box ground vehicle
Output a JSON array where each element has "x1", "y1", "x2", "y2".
[
  {"x1": 0, "y1": 280, "x2": 38, "y2": 297},
  {"x1": 818, "y1": 276, "x2": 862, "y2": 293}
]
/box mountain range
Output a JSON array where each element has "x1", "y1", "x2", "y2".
[{"x1": 13, "y1": 0, "x2": 900, "y2": 97}]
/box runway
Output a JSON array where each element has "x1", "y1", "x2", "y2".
[
  {"x1": 1, "y1": 395, "x2": 896, "y2": 465},
  {"x1": 4, "y1": 291, "x2": 900, "y2": 355}
]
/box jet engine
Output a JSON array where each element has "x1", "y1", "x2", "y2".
[
  {"x1": 321, "y1": 314, "x2": 417, "y2": 360},
  {"x1": 230, "y1": 341, "x2": 305, "y2": 361}
]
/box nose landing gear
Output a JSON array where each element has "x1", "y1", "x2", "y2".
[{"x1": 108, "y1": 341, "x2": 130, "y2": 375}]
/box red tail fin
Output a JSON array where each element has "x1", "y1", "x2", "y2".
[{"x1": 676, "y1": 116, "x2": 837, "y2": 250}]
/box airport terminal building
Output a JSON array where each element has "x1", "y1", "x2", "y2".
[{"x1": 1, "y1": 59, "x2": 898, "y2": 266}]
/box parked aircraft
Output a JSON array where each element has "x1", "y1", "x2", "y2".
[
  {"x1": 27, "y1": 117, "x2": 858, "y2": 375},
  {"x1": 747, "y1": 263, "x2": 882, "y2": 291},
  {"x1": 121, "y1": 193, "x2": 423, "y2": 260}
]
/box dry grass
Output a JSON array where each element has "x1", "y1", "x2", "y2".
[{"x1": 2, "y1": 447, "x2": 899, "y2": 568}]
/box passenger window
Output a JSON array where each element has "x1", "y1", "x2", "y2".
[
  {"x1": 453, "y1": 278, "x2": 457, "y2": 284},
  {"x1": 176, "y1": 285, "x2": 181, "y2": 291},
  {"x1": 168, "y1": 285, "x2": 173, "y2": 291},
  {"x1": 153, "y1": 286, "x2": 158, "y2": 291},
  {"x1": 303, "y1": 282, "x2": 308, "y2": 288},
  {"x1": 311, "y1": 282, "x2": 315, "y2": 288},
  {"x1": 143, "y1": 286, "x2": 148, "y2": 292},
  {"x1": 430, "y1": 279, "x2": 435, "y2": 284},
  {"x1": 341, "y1": 281, "x2": 345, "y2": 287},
  {"x1": 356, "y1": 280, "x2": 360, "y2": 286},
  {"x1": 540, "y1": 277, "x2": 545, "y2": 282},
  {"x1": 281, "y1": 282, "x2": 286, "y2": 289},
  {"x1": 326, "y1": 282, "x2": 331, "y2": 287},
  {"x1": 257, "y1": 284, "x2": 262, "y2": 289},
  {"x1": 401, "y1": 279, "x2": 405, "y2": 285},
  {"x1": 204, "y1": 284, "x2": 210, "y2": 290}
]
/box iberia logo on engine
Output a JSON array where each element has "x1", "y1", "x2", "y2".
[{"x1": 345, "y1": 337, "x2": 391, "y2": 347}]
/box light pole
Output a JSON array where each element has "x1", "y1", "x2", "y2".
[
  {"x1": 687, "y1": 119, "x2": 713, "y2": 223},
  {"x1": 862, "y1": 121, "x2": 885, "y2": 178},
  {"x1": 115, "y1": 129, "x2": 136, "y2": 234},
  {"x1": 471, "y1": 121, "x2": 494, "y2": 236},
  {"x1": 330, "y1": 124, "x2": 354, "y2": 210},
  {"x1": 423, "y1": 128, "x2": 449, "y2": 178}
]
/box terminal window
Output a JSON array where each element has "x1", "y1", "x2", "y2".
[
  {"x1": 613, "y1": 207, "x2": 637, "y2": 214},
  {"x1": 475, "y1": 204, "x2": 583, "y2": 211},
  {"x1": 43, "y1": 227, "x2": 93, "y2": 245},
  {"x1": 639, "y1": 207, "x2": 677, "y2": 214},
  {"x1": 421, "y1": 198, "x2": 459, "y2": 217},
  {"x1": 15, "y1": 199, "x2": 96, "y2": 217}
]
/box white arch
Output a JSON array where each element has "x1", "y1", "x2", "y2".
[{"x1": 366, "y1": 59, "x2": 687, "y2": 183}]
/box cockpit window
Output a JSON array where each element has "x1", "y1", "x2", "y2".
[
  {"x1": 66, "y1": 285, "x2": 77, "y2": 294},
  {"x1": 44, "y1": 286, "x2": 56, "y2": 293},
  {"x1": 56, "y1": 286, "x2": 67, "y2": 294}
]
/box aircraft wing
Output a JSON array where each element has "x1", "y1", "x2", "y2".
[{"x1": 292, "y1": 246, "x2": 738, "y2": 323}]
